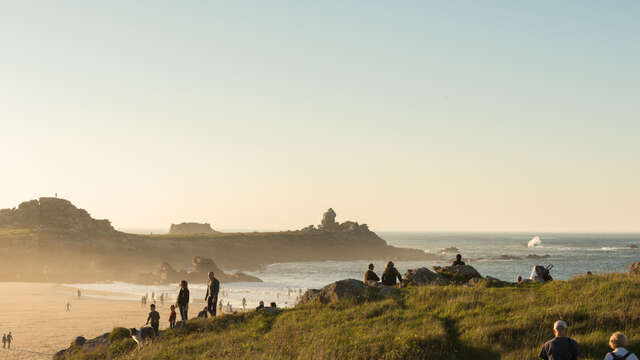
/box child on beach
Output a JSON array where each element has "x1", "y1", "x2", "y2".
[
  {"x1": 169, "y1": 305, "x2": 177, "y2": 329},
  {"x1": 146, "y1": 304, "x2": 160, "y2": 336}
]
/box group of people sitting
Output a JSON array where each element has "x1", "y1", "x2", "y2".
[
  {"x1": 363, "y1": 261, "x2": 403, "y2": 286},
  {"x1": 539, "y1": 320, "x2": 637, "y2": 360}
]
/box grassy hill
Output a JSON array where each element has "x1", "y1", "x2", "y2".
[{"x1": 62, "y1": 272, "x2": 640, "y2": 360}]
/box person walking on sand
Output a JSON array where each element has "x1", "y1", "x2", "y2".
[
  {"x1": 6, "y1": 332, "x2": 12, "y2": 349},
  {"x1": 604, "y1": 332, "x2": 638, "y2": 360},
  {"x1": 364, "y1": 263, "x2": 380, "y2": 285},
  {"x1": 77, "y1": 289, "x2": 81, "y2": 299},
  {"x1": 381, "y1": 261, "x2": 402, "y2": 286},
  {"x1": 169, "y1": 305, "x2": 177, "y2": 329},
  {"x1": 146, "y1": 304, "x2": 160, "y2": 336},
  {"x1": 206, "y1": 271, "x2": 220, "y2": 317},
  {"x1": 66, "y1": 301, "x2": 71, "y2": 312},
  {"x1": 177, "y1": 280, "x2": 190, "y2": 322},
  {"x1": 2, "y1": 333, "x2": 6, "y2": 349},
  {"x1": 539, "y1": 320, "x2": 580, "y2": 360},
  {"x1": 242, "y1": 297, "x2": 247, "y2": 311}
]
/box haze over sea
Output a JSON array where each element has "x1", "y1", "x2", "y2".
[{"x1": 69, "y1": 232, "x2": 640, "y2": 308}]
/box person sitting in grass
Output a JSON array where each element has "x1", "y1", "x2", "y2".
[
  {"x1": 539, "y1": 320, "x2": 580, "y2": 360},
  {"x1": 363, "y1": 263, "x2": 380, "y2": 285},
  {"x1": 256, "y1": 301, "x2": 265, "y2": 310},
  {"x1": 604, "y1": 332, "x2": 638, "y2": 360},
  {"x1": 146, "y1": 304, "x2": 160, "y2": 336},
  {"x1": 197, "y1": 307, "x2": 208, "y2": 318},
  {"x1": 452, "y1": 254, "x2": 466, "y2": 266},
  {"x1": 381, "y1": 261, "x2": 402, "y2": 286}
]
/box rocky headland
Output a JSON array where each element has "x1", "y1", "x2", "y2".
[{"x1": 0, "y1": 199, "x2": 435, "y2": 284}]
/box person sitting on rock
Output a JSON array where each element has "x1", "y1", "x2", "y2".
[
  {"x1": 364, "y1": 263, "x2": 380, "y2": 285},
  {"x1": 452, "y1": 254, "x2": 466, "y2": 266},
  {"x1": 381, "y1": 261, "x2": 402, "y2": 286},
  {"x1": 197, "y1": 307, "x2": 208, "y2": 318}
]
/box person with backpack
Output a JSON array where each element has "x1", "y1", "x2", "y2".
[
  {"x1": 539, "y1": 320, "x2": 580, "y2": 360},
  {"x1": 604, "y1": 332, "x2": 638, "y2": 360}
]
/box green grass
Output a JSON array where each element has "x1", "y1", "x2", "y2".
[
  {"x1": 67, "y1": 273, "x2": 640, "y2": 360},
  {"x1": 0, "y1": 227, "x2": 30, "y2": 237}
]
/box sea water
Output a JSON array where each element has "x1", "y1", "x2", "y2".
[{"x1": 68, "y1": 232, "x2": 640, "y2": 308}]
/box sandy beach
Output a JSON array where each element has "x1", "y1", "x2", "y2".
[{"x1": 0, "y1": 282, "x2": 188, "y2": 360}]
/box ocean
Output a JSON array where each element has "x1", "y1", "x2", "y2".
[{"x1": 68, "y1": 232, "x2": 640, "y2": 309}]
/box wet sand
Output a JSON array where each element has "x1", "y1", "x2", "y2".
[{"x1": 0, "y1": 282, "x2": 189, "y2": 360}]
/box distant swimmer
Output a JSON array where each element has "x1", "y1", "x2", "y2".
[
  {"x1": 452, "y1": 254, "x2": 466, "y2": 266},
  {"x1": 381, "y1": 261, "x2": 402, "y2": 286},
  {"x1": 364, "y1": 263, "x2": 380, "y2": 285}
]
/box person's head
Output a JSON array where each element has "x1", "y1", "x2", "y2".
[
  {"x1": 150, "y1": 304, "x2": 156, "y2": 311},
  {"x1": 180, "y1": 280, "x2": 188, "y2": 288},
  {"x1": 386, "y1": 261, "x2": 394, "y2": 269},
  {"x1": 456, "y1": 254, "x2": 462, "y2": 260},
  {"x1": 517, "y1": 276, "x2": 522, "y2": 283},
  {"x1": 170, "y1": 304, "x2": 175, "y2": 311},
  {"x1": 270, "y1": 302, "x2": 276, "y2": 308},
  {"x1": 609, "y1": 332, "x2": 628, "y2": 350},
  {"x1": 553, "y1": 320, "x2": 568, "y2": 337},
  {"x1": 259, "y1": 300, "x2": 264, "y2": 306},
  {"x1": 368, "y1": 263, "x2": 374, "y2": 270},
  {"x1": 208, "y1": 271, "x2": 215, "y2": 280},
  {"x1": 587, "y1": 271, "x2": 593, "y2": 276}
]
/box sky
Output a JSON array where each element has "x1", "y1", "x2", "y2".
[{"x1": 1, "y1": 1, "x2": 638, "y2": 232}]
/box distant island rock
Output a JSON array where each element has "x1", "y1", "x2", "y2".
[
  {"x1": 169, "y1": 222, "x2": 216, "y2": 235},
  {"x1": 138, "y1": 256, "x2": 262, "y2": 284}
]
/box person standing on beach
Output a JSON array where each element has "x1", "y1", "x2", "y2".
[
  {"x1": 77, "y1": 289, "x2": 81, "y2": 299},
  {"x1": 66, "y1": 302, "x2": 71, "y2": 312},
  {"x1": 539, "y1": 320, "x2": 580, "y2": 360},
  {"x1": 242, "y1": 297, "x2": 247, "y2": 311},
  {"x1": 206, "y1": 271, "x2": 220, "y2": 317},
  {"x1": 6, "y1": 332, "x2": 12, "y2": 349},
  {"x1": 177, "y1": 280, "x2": 190, "y2": 322},
  {"x1": 2, "y1": 333, "x2": 6, "y2": 348},
  {"x1": 146, "y1": 304, "x2": 160, "y2": 336}
]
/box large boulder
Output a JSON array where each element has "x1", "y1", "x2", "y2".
[
  {"x1": 401, "y1": 267, "x2": 450, "y2": 287},
  {"x1": 297, "y1": 279, "x2": 399, "y2": 305},
  {"x1": 629, "y1": 262, "x2": 640, "y2": 275},
  {"x1": 433, "y1": 265, "x2": 482, "y2": 283}
]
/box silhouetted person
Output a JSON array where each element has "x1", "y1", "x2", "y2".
[
  {"x1": 452, "y1": 254, "x2": 466, "y2": 266},
  {"x1": 206, "y1": 271, "x2": 220, "y2": 317},
  {"x1": 539, "y1": 320, "x2": 580, "y2": 360},
  {"x1": 517, "y1": 276, "x2": 523, "y2": 283},
  {"x1": 66, "y1": 302, "x2": 71, "y2": 312},
  {"x1": 381, "y1": 261, "x2": 402, "y2": 286},
  {"x1": 146, "y1": 304, "x2": 160, "y2": 336},
  {"x1": 256, "y1": 301, "x2": 265, "y2": 310},
  {"x1": 364, "y1": 263, "x2": 380, "y2": 285},
  {"x1": 77, "y1": 289, "x2": 81, "y2": 299},
  {"x1": 177, "y1": 280, "x2": 190, "y2": 322},
  {"x1": 197, "y1": 307, "x2": 208, "y2": 318},
  {"x1": 242, "y1": 297, "x2": 247, "y2": 311},
  {"x1": 587, "y1": 271, "x2": 593, "y2": 276},
  {"x1": 2, "y1": 334, "x2": 6, "y2": 348},
  {"x1": 169, "y1": 305, "x2": 177, "y2": 329},
  {"x1": 6, "y1": 332, "x2": 12, "y2": 349}
]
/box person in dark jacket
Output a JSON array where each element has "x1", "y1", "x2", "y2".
[
  {"x1": 177, "y1": 280, "x2": 190, "y2": 322},
  {"x1": 452, "y1": 254, "x2": 466, "y2": 266},
  {"x1": 381, "y1": 261, "x2": 402, "y2": 286},
  {"x1": 145, "y1": 304, "x2": 160, "y2": 336},
  {"x1": 539, "y1": 320, "x2": 580, "y2": 360},
  {"x1": 205, "y1": 271, "x2": 220, "y2": 317},
  {"x1": 364, "y1": 263, "x2": 380, "y2": 284}
]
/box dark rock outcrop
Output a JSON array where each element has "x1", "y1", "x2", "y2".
[
  {"x1": 401, "y1": 267, "x2": 449, "y2": 287},
  {"x1": 317, "y1": 208, "x2": 370, "y2": 233},
  {"x1": 54, "y1": 332, "x2": 110, "y2": 359},
  {"x1": 138, "y1": 256, "x2": 262, "y2": 284},
  {"x1": 433, "y1": 265, "x2": 482, "y2": 283},
  {"x1": 298, "y1": 279, "x2": 399, "y2": 305},
  {"x1": 169, "y1": 222, "x2": 216, "y2": 235}
]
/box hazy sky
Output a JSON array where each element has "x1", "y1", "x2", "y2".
[{"x1": 1, "y1": 1, "x2": 638, "y2": 232}]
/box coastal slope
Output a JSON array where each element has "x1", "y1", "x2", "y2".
[{"x1": 56, "y1": 272, "x2": 640, "y2": 360}]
